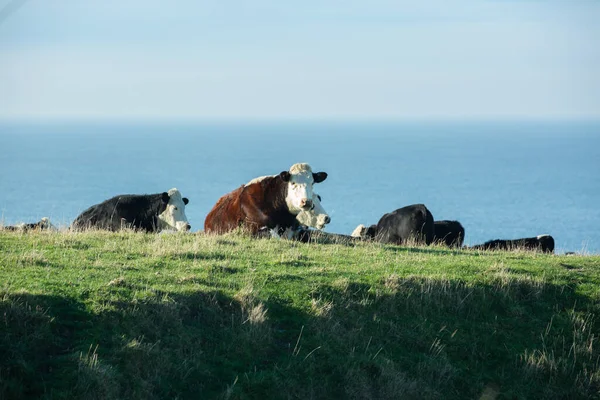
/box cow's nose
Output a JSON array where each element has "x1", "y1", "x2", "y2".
[
  {"x1": 185, "y1": 223, "x2": 191, "y2": 231},
  {"x1": 324, "y1": 216, "x2": 331, "y2": 224},
  {"x1": 300, "y1": 198, "x2": 313, "y2": 210}
]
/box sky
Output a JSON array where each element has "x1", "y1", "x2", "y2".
[{"x1": 0, "y1": 0, "x2": 599, "y2": 120}]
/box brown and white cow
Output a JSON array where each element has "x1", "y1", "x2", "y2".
[{"x1": 204, "y1": 163, "x2": 328, "y2": 236}]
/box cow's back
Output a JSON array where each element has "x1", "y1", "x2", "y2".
[
  {"x1": 433, "y1": 220, "x2": 465, "y2": 247},
  {"x1": 537, "y1": 235, "x2": 555, "y2": 253},
  {"x1": 376, "y1": 204, "x2": 434, "y2": 245},
  {"x1": 471, "y1": 235, "x2": 555, "y2": 253},
  {"x1": 72, "y1": 194, "x2": 162, "y2": 232},
  {"x1": 73, "y1": 197, "x2": 111, "y2": 231},
  {"x1": 205, "y1": 178, "x2": 298, "y2": 235},
  {"x1": 204, "y1": 186, "x2": 245, "y2": 234}
]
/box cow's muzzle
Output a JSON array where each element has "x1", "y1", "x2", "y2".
[
  {"x1": 300, "y1": 198, "x2": 313, "y2": 210},
  {"x1": 176, "y1": 222, "x2": 192, "y2": 231}
]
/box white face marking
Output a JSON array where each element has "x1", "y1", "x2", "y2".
[
  {"x1": 351, "y1": 224, "x2": 366, "y2": 238},
  {"x1": 157, "y1": 188, "x2": 190, "y2": 232},
  {"x1": 285, "y1": 170, "x2": 316, "y2": 214},
  {"x1": 295, "y1": 193, "x2": 330, "y2": 230},
  {"x1": 40, "y1": 217, "x2": 57, "y2": 231},
  {"x1": 246, "y1": 164, "x2": 326, "y2": 215}
]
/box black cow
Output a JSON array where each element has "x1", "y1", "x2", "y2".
[
  {"x1": 71, "y1": 188, "x2": 191, "y2": 232},
  {"x1": 470, "y1": 234, "x2": 555, "y2": 253},
  {"x1": 351, "y1": 204, "x2": 435, "y2": 245},
  {"x1": 433, "y1": 220, "x2": 465, "y2": 247}
]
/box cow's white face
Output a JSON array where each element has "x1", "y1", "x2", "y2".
[
  {"x1": 281, "y1": 163, "x2": 327, "y2": 214},
  {"x1": 296, "y1": 194, "x2": 330, "y2": 230},
  {"x1": 351, "y1": 224, "x2": 376, "y2": 239},
  {"x1": 351, "y1": 224, "x2": 367, "y2": 238},
  {"x1": 40, "y1": 217, "x2": 58, "y2": 231},
  {"x1": 158, "y1": 188, "x2": 191, "y2": 232}
]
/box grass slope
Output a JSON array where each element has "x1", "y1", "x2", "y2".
[{"x1": 1, "y1": 231, "x2": 599, "y2": 399}]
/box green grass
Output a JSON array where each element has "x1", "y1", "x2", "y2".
[{"x1": 1, "y1": 230, "x2": 599, "y2": 399}]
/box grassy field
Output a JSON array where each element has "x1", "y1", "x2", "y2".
[{"x1": 1, "y1": 230, "x2": 599, "y2": 399}]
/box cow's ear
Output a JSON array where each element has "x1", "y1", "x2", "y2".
[
  {"x1": 279, "y1": 171, "x2": 291, "y2": 182},
  {"x1": 313, "y1": 172, "x2": 327, "y2": 183},
  {"x1": 161, "y1": 192, "x2": 170, "y2": 203},
  {"x1": 183, "y1": 197, "x2": 189, "y2": 205}
]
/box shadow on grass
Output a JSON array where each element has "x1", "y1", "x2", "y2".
[
  {"x1": 0, "y1": 294, "x2": 92, "y2": 398},
  {"x1": 278, "y1": 259, "x2": 313, "y2": 268},
  {"x1": 382, "y1": 245, "x2": 459, "y2": 256},
  {"x1": 171, "y1": 252, "x2": 230, "y2": 262},
  {"x1": 2, "y1": 276, "x2": 598, "y2": 400},
  {"x1": 215, "y1": 239, "x2": 238, "y2": 246},
  {"x1": 560, "y1": 263, "x2": 583, "y2": 271},
  {"x1": 208, "y1": 264, "x2": 239, "y2": 274},
  {"x1": 306, "y1": 231, "x2": 360, "y2": 246},
  {"x1": 305, "y1": 231, "x2": 464, "y2": 256}
]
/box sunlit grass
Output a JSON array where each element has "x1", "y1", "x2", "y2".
[{"x1": 1, "y1": 230, "x2": 599, "y2": 399}]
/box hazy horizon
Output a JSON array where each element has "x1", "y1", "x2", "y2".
[
  {"x1": 2, "y1": 116, "x2": 600, "y2": 125},
  {"x1": 1, "y1": 1, "x2": 599, "y2": 120}
]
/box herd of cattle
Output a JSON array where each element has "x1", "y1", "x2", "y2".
[{"x1": 1, "y1": 163, "x2": 555, "y2": 253}]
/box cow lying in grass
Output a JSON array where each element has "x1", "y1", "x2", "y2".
[
  {"x1": 272, "y1": 193, "x2": 330, "y2": 241},
  {"x1": 2, "y1": 217, "x2": 56, "y2": 232},
  {"x1": 433, "y1": 220, "x2": 465, "y2": 247},
  {"x1": 72, "y1": 188, "x2": 191, "y2": 232},
  {"x1": 470, "y1": 235, "x2": 555, "y2": 253},
  {"x1": 204, "y1": 163, "x2": 329, "y2": 237},
  {"x1": 351, "y1": 204, "x2": 435, "y2": 245}
]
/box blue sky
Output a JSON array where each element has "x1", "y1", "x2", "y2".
[{"x1": 1, "y1": 0, "x2": 599, "y2": 120}]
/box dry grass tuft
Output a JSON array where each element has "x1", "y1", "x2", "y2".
[
  {"x1": 234, "y1": 284, "x2": 256, "y2": 309},
  {"x1": 107, "y1": 277, "x2": 128, "y2": 287},
  {"x1": 332, "y1": 277, "x2": 350, "y2": 293},
  {"x1": 383, "y1": 274, "x2": 401, "y2": 292},
  {"x1": 245, "y1": 302, "x2": 268, "y2": 325},
  {"x1": 21, "y1": 250, "x2": 48, "y2": 266},
  {"x1": 234, "y1": 283, "x2": 269, "y2": 327},
  {"x1": 177, "y1": 275, "x2": 198, "y2": 284},
  {"x1": 76, "y1": 344, "x2": 119, "y2": 399},
  {"x1": 311, "y1": 298, "x2": 334, "y2": 317}
]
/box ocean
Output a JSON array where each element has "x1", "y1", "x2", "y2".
[{"x1": 1, "y1": 120, "x2": 599, "y2": 254}]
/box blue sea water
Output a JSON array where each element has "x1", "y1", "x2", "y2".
[{"x1": 1, "y1": 120, "x2": 599, "y2": 254}]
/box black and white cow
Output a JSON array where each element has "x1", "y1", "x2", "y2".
[
  {"x1": 2, "y1": 217, "x2": 56, "y2": 232},
  {"x1": 351, "y1": 204, "x2": 435, "y2": 245},
  {"x1": 433, "y1": 220, "x2": 465, "y2": 247},
  {"x1": 71, "y1": 188, "x2": 191, "y2": 232},
  {"x1": 470, "y1": 234, "x2": 555, "y2": 253}
]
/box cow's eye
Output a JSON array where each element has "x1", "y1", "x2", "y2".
[{"x1": 174, "y1": 207, "x2": 178, "y2": 211}]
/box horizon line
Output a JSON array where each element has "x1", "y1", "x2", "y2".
[{"x1": 1, "y1": 115, "x2": 600, "y2": 125}]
